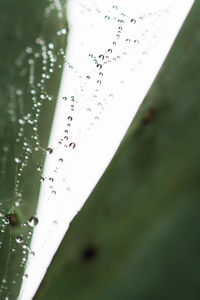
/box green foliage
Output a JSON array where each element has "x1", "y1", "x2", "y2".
[
  {"x1": 35, "y1": 2, "x2": 200, "y2": 300},
  {"x1": 0, "y1": 1, "x2": 67, "y2": 298}
]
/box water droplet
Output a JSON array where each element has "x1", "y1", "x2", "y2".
[
  {"x1": 68, "y1": 116, "x2": 73, "y2": 121},
  {"x1": 26, "y1": 47, "x2": 32, "y2": 54},
  {"x1": 131, "y1": 18, "x2": 136, "y2": 24},
  {"x1": 37, "y1": 165, "x2": 42, "y2": 171},
  {"x1": 28, "y1": 216, "x2": 38, "y2": 227},
  {"x1": 105, "y1": 15, "x2": 110, "y2": 20},
  {"x1": 14, "y1": 157, "x2": 22, "y2": 164},
  {"x1": 49, "y1": 178, "x2": 54, "y2": 182},
  {"x1": 48, "y1": 43, "x2": 54, "y2": 49},
  {"x1": 23, "y1": 274, "x2": 28, "y2": 279},
  {"x1": 69, "y1": 142, "x2": 76, "y2": 149},
  {"x1": 62, "y1": 96, "x2": 67, "y2": 100},
  {"x1": 99, "y1": 54, "x2": 104, "y2": 60},
  {"x1": 97, "y1": 64, "x2": 102, "y2": 69},
  {"x1": 18, "y1": 118, "x2": 25, "y2": 125},
  {"x1": 99, "y1": 72, "x2": 103, "y2": 76},
  {"x1": 31, "y1": 89, "x2": 36, "y2": 95},
  {"x1": 46, "y1": 147, "x2": 53, "y2": 154},
  {"x1": 134, "y1": 40, "x2": 139, "y2": 44},
  {"x1": 59, "y1": 158, "x2": 63, "y2": 163},
  {"x1": 16, "y1": 235, "x2": 23, "y2": 244},
  {"x1": 97, "y1": 80, "x2": 101, "y2": 85},
  {"x1": 86, "y1": 75, "x2": 90, "y2": 80},
  {"x1": 112, "y1": 5, "x2": 118, "y2": 9},
  {"x1": 16, "y1": 89, "x2": 23, "y2": 96},
  {"x1": 126, "y1": 38, "x2": 131, "y2": 43},
  {"x1": 108, "y1": 49, "x2": 112, "y2": 53},
  {"x1": 40, "y1": 92, "x2": 47, "y2": 100},
  {"x1": 40, "y1": 176, "x2": 45, "y2": 182},
  {"x1": 52, "y1": 190, "x2": 56, "y2": 195}
]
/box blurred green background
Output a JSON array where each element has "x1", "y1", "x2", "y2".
[{"x1": 35, "y1": 1, "x2": 200, "y2": 300}]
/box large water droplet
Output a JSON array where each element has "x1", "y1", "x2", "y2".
[
  {"x1": 28, "y1": 216, "x2": 39, "y2": 227},
  {"x1": 14, "y1": 157, "x2": 22, "y2": 164},
  {"x1": 46, "y1": 147, "x2": 53, "y2": 154},
  {"x1": 97, "y1": 64, "x2": 102, "y2": 69},
  {"x1": 69, "y1": 142, "x2": 76, "y2": 149},
  {"x1": 16, "y1": 235, "x2": 23, "y2": 244}
]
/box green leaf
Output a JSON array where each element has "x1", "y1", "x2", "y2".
[{"x1": 0, "y1": 0, "x2": 67, "y2": 298}]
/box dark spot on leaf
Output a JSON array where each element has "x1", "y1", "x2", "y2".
[
  {"x1": 81, "y1": 245, "x2": 98, "y2": 263},
  {"x1": 6, "y1": 212, "x2": 19, "y2": 227},
  {"x1": 142, "y1": 107, "x2": 156, "y2": 124}
]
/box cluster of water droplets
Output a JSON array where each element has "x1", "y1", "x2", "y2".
[
  {"x1": 0, "y1": 0, "x2": 68, "y2": 296},
  {"x1": 34, "y1": 0, "x2": 177, "y2": 201}
]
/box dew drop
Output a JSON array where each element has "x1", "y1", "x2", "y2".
[
  {"x1": 14, "y1": 157, "x2": 22, "y2": 164},
  {"x1": 68, "y1": 116, "x2": 73, "y2": 121},
  {"x1": 16, "y1": 89, "x2": 23, "y2": 96},
  {"x1": 46, "y1": 147, "x2": 53, "y2": 154},
  {"x1": 40, "y1": 92, "x2": 47, "y2": 100},
  {"x1": 69, "y1": 142, "x2": 76, "y2": 149},
  {"x1": 49, "y1": 178, "x2": 54, "y2": 182},
  {"x1": 99, "y1": 54, "x2": 104, "y2": 60},
  {"x1": 23, "y1": 274, "x2": 28, "y2": 279},
  {"x1": 97, "y1": 64, "x2": 102, "y2": 69},
  {"x1": 28, "y1": 216, "x2": 39, "y2": 227},
  {"x1": 59, "y1": 158, "x2": 63, "y2": 163},
  {"x1": 97, "y1": 80, "x2": 101, "y2": 85},
  {"x1": 37, "y1": 165, "x2": 42, "y2": 172},
  {"x1": 105, "y1": 15, "x2": 110, "y2": 20},
  {"x1": 131, "y1": 18, "x2": 136, "y2": 24},
  {"x1": 26, "y1": 47, "x2": 32, "y2": 54},
  {"x1": 48, "y1": 43, "x2": 54, "y2": 49},
  {"x1": 62, "y1": 96, "x2": 67, "y2": 100},
  {"x1": 16, "y1": 235, "x2": 23, "y2": 244},
  {"x1": 99, "y1": 72, "x2": 103, "y2": 76},
  {"x1": 52, "y1": 190, "x2": 56, "y2": 195}
]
